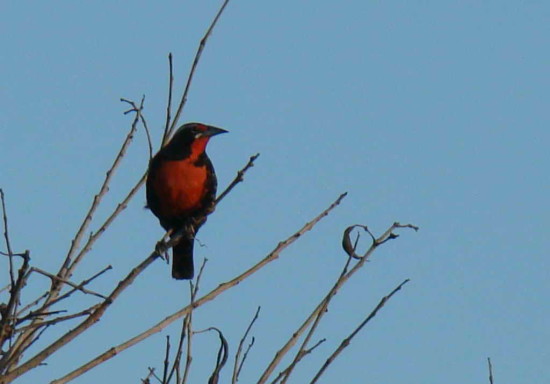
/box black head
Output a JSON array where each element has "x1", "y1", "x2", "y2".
[
  {"x1": 161, "y1": 122, "x2": 227, "y2": 160},
  {"x1": 173, "y1": 123, "x2": 228, "y2": 142}
]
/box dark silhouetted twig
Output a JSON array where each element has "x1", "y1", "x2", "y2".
[
  {"x1": 310, "y1": 279, "x2": 410, "y2": 383},
  {"x1": 167, "y1": 0, "x2": 233, "y2": 138},
  {"x1": 216, "y1": 153, "x2": 260, "y2": 205},
  {"x1": 232, "y1": 306, "x2": 261, "y2": 383},
  {"x1": 488, "y1": 357, "x2": 494, "y2": 384}
]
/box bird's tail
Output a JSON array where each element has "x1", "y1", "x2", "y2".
[{"x1": 172, "y1": 237, "x2": 194, "y2": 280}]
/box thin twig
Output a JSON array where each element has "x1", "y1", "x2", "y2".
[
  {"x1": 5, "y1": 248, "x2": 163, "y2": 383},
  {"x1": 161, "y1": 336, "x2": 170, "y2": 384},
  {"x1": 15, "y1": 309, "x2": 66, "y2": 326},
  {"x1": 180, "y1": 284, "x2": 195, "y2": 384},
  {"x1": 216, "y1": 153, "x2": 259, "y2": 204},
  {"x1": 183, "y1": 259, "x2": 208, "y2": 383},
  {"x1": 43, "y1": 265, "x2": 112, "y2": 311},
  {"x1": 58, "y1": 98, "x2": 143, "y2": 285},
  {"x1": 69, "y1": 172, "x2": 147, "y2": 277},
  {"x1": 122, "y1": 97, "x2": 152, "y2": 160},
  {"x1": 162, "y1": 53, "x2": 174, "y2": 147},
  {"x1": 16, "y1": 292, "x2": 49, "y2": 318},
  {"x1": 142, "y1": 367, "x2": 161, "y2": 384},
  {"x1": 488, "y1": 357, "x2": 494, "y2": 384},
  {"x1": 266, "y1": 254, "x2": 354, "y2": 384},
  {"x1": 232, "y1": 306, "x2": 261, "y2": 383},
  {"x1": 29, "y1": 267, "x2": 107, "y2": 300},
  {"x1": 15, "y1": 304, "x2": 101, "y2": 333},
  {"x1": 0, "y1": 251, "x2": 30, "y2": 365},
  {"x1": 0, "y1": 189, "x2": 15, "y2": 291},
  {"x1": 9, "y1": 100, "x2": 148, "y2": 369},
  {"x1": 272, "y1": 255, "x2": 354, "y2": 384},
  {"x1": 167, "y1": 0, "x2": 232, "y2": 138},
  {"x1": 238, "y1": 337, "x2": 255, "y2": 381},
  {"x1": 310, "y1": 279, "x2": 410, "y2": 383},
  {"x1": 1, "y1": 323, "x2": 51, "y2": 373},
  {"x1": 50, "y1": 193, "x2": 346, "y2": 384},
  {"x1": 257, "y1": 222, "x2": 418, "y2": 384}
]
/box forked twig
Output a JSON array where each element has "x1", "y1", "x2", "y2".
[
  {"x1": 257, "y1": 222, "x2": 418, "y2": 384},
  {"x1": 310, "y1": 279, "x2": 410, "y2": 383},
  {"x1": 273, "y1": 255, "x2": 354, "y2": 384},
  {"x1": 58, "y1": 98, "x2": 144, "y2": 286},
  {"x1": 15, "y1": 304, "x2": 101, "y2": 333},
  {"x1": 49, "y1": 193, "x2": 346, "y2": 384},
  {"x1": 232, "y1": 306, "x2": 261, "y2": 383},
  {"x1": 29, "y1": 267, "x2": 107, "y2": 300}
]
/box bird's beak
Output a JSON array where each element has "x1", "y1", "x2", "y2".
[{"x1": 203, "y1": 125, "x2": 228, "y2": 137}]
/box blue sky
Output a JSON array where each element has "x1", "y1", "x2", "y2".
[{"x1": 1, "y1": 1, "x2": 549, "y2": 383}]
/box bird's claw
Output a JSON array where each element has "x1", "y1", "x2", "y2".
[{"x1": 155, "y1": 240, "x2": 168, "y2": 261}]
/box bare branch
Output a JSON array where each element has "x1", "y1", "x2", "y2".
[
  {"x1": 162, "y1": 53, "x2": 174, "y2": 147},
  {"x1": 238, "y1": 337, "x2": 255, "y2": 382},
  {"x1": 142, "y1": 367, "x2": 161, "y2": 384},
  {"x1": 258, "y1": 222, "x2": 417, "y2": 384},
  {"x1": 29, "y1": 267, "x2": 107, "y2": 300},
  {"x1": 161, "y1": 336, "x2": 170, "y2": 384},
  {"x1": 58, "y1": 98, "x2": 143, "y2": 286},
  {"x1": 310, "y1": 279, "x2": 410, "y2": 383},
  {"x1": 0, "y1": 251, "x2": 30, "y2": 359},
  {"x1": 16, "y1": 292, "x2": 49, "y2": 318},
  {"x1": 272, "y1": 255, "x2": 354, "y2": 384},
  {"x1": 232, "y1": 306, "x2": 261, "y2": 383},
  {"x1": 171, "y1": 258, "x2": 208, "y2": 384},
  {"x1": 5, "y1": 249, "x2": 162, "y2": 383},
  {"x1": 0, "y1": 189, "x2": 15, "y2": 290},
  {"x1": 15, "y1": 304, "x2": 101, "y2": 333},
  {"x1": 167, "y1": 0, "x2": 232, "y2": 138},
  {"x1": 50, "y1": 193, "x2": 346, "y2": 384},
  {"x1": 43, "y1": 265, "x2": 112, "y2": 311},
  {"x1": 216, "y1": 153, "x2": 260, "y2": 205}
]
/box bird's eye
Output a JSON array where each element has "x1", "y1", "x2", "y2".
[{"x1": 194, "y1": 132, "x2": 203, "y2": 139}]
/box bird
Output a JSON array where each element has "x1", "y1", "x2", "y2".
[{"x1": 146, "y1": 122, "x2": 227, "y2": 279}]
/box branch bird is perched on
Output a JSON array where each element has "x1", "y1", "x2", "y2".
[{"x1": 146, "y1": 123, "x2": 227, "y2": 279}]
